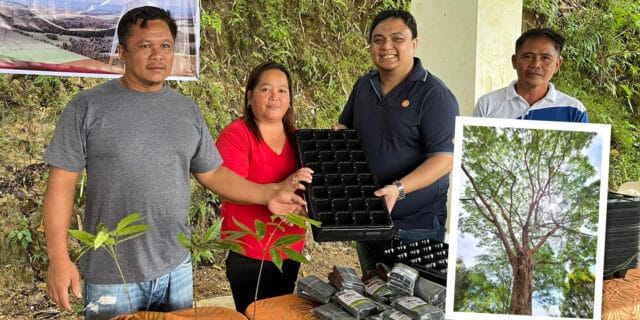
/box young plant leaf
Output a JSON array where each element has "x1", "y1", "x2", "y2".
[
  {"x1": 273, "y1": 234, "x2": 304, "y2": 247},
  {"x1": 204, "y1": 218, "x2": 223, "y2": 241},
  {"x1": 116, "y1": 213, "x2": 143, "y2": 231},
  {"x1": 254, "y1": 220, "x2": 266, "y2": 240},
  {"x1": 69, "y1": 230, "x2": 96, "y2": 246},
  {"x1": 117, "y1": 224, "x2": 150, "y2": 237},
  {"x1": 232, "y1": 217, "x2": 254, "y2": 235},
  {"x1": 176, "y1": 232, "x2": 192, "y2": 249},
  {"x1": 282, "y1": 247, "x2": 310, "y2": 264},
  {"x1": 94, "y1": 231, "x2": 110, "y2": 249},
  {"x1": 270, "y1": 247, "x2": 283, "y2": 272}
]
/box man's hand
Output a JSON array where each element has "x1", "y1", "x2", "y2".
[
  {"x1": 267, "y1": 189, "x2": 307, "y2": 217},
  {"x1": 374, "y1": 184, "x2": 401, "y2": 213},
  {"x1": 46, "y1": 257, "x2": 81, "y2": 311}
]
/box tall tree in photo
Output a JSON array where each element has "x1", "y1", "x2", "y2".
[{"x1": 458, "y1": 126, "x2": 600, "y2": 316}]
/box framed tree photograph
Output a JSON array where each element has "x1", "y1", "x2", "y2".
[{"x1": 446, "y1": 116, "x2": 611, "y2": 320}]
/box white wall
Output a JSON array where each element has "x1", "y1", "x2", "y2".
[{"x1": 411, "y1": 0, "x2": 522, "y2": 116}]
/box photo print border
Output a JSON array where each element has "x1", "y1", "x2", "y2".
[{"x1": 445, "y1": 116, "x2": 611, "y2": 320}]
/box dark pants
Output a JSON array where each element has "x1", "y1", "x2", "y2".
[{"x1": 225, "y1": 251, "x2": 301, "y2": 313}]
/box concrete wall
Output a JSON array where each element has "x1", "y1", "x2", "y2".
[{"x1": 411, "y1": 0, "x2": 522, "y2": 116}]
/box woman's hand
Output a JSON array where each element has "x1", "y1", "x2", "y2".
[
  {"x1": 277, "y1": 167, "x2": 314, "y2": 193},
  {"x1": 267, "y1": 189, "x2": 306, "y2": 216}
]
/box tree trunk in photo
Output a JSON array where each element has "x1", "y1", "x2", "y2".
[{"x1": 509, "y1": 250, "x2": 534, "y2": 315}]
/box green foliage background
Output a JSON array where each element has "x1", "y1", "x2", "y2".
[
  {"x1": 524, "y1": 0, "x2": 640, "y2": 187},
  {"x1": 0, "y1": 0, "x2": 638, "y2": 307}
]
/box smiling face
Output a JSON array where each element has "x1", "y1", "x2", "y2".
[
  {"x1": 370, "y1": 17, "x2": 417, "y2": 76},
  {"x1": 512, "y1": 36, "x2": 562, "y2": 91},
  {"x1": 118, "y1": 19, "x2": 174, "y2": 92},
  {"x1": 248, "y1": 69, "x2": 291, "y2": 124}
]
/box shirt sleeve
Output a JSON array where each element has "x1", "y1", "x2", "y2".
[
  {"x1": 576, "y1": 101, "x2": 589, "y2": 123},
  {"x1": 190, "y1": 105, "x2": 222, "y2": 173},
  {"x1": 338, "y1": 80, "x2": 360, "y2": 128},
  {"x1": 420, "y1": 85, "x2": 459, "y2": 155},
  {"x1": 43, "y1": 95, "x2": 88, "y2": 172},
  {"x1": 473, "y1": 97, "x2": 486, "y2": 117},
  {"x1": 215, "y1": 120, "x2": 252, "y2": 177}
]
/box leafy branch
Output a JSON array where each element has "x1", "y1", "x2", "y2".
[
  {"x1": 69, "y1": 212, "x2": 149, "y2": 316},
  {"x1": 231, "y1": 213, "x2": 320, "y2": 317}
]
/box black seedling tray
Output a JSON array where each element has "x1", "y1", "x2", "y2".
[
  {"x1": 383, "y1": 238, "x2": 448, "y2": 286},
  {"x1": 295, "y1": 129, "x2": 393, "y2": 242}
]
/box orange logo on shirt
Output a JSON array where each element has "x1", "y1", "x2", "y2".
[{"x1": 401, "y1": 100, "x2": 410, "y2": 108}]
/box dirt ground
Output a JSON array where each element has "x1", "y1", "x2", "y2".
[{"x1": 0, "y1": 240, "x2": 360, "y2": 319}]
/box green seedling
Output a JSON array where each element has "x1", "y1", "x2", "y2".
[{"x1": 69, "y1": 212, "x2": 149, "y2": 317}]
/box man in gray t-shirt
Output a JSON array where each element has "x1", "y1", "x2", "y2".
[{"x1": 42, "y1": 6, "x2": 308, "y2": 319}]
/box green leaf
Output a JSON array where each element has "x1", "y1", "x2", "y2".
[
  {"x1": 69, "y1": 230, "x2": 96, "y2": 246},
  {"x1": 285, "y1": 214, "x2": 310, "y2": 228},
  {"x1": 232, "y1": 217, "x2": 254, "y2": 234},
  {"x1": 116, "y1": 213, "x2": 142, "y2": 231},
  {"x1": 117, "y1": 224, "x2": 149, "y2": 237},
  {"x1": 273, "y1": 235, "x2": 304, "y2": 247},
  {"x1": 94, "y1": 231, "x2": 110, "y2": 249},
  {"x1": 282, "y1": 247, "x2": 309, "y2": 264},
  {"x1": 223, "y1": 230, "x2": 248, "y2": 240},
  {"x1": 270, "y1": 247, "x2": 283, "y2": 272},
  {"x1": 227, "y1": 242, "x2": 246, "y2": 255},
  {"x1": 176, "y1": 232, "x2": 192, "y2": 249},
  {"x1": 103, "y1": 237, "x2": 116, "y2": 246},
  {"x1": 204, "y1": 218, "x2": 223, "y2": 241},
  {"x1": 254, "y1": 220, "x2": 266, "y2": 240}
]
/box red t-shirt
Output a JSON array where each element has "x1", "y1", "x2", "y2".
[{"x1": 215, "y1": 119, "x2": 305, "y2": 261}]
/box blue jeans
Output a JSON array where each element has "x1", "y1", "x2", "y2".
[
  {"x1": 356, "y1": 216, "x2": 445, "y2": 277},
  {"x1": 83, "y1": 256, "x2": 193, "y2": 320}
]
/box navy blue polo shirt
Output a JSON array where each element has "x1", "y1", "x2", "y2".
[{"x1": 339, "y1": 58, "x2": 459, "y2": 230}]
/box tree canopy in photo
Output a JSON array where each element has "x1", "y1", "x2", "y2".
[{"x1": 456, "y1": 126, "x2": 600, "y2": 317}]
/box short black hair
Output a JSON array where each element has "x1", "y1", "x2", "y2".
[
  {"x1": 515, "y1": 28, "x2": 565, "y2": 56},
  {"x1": 369, "y1": 9, "x2": 418, "y2": 43},
  {"x1": 117, "y1": 6, "x2": 177, "y2": 48}
]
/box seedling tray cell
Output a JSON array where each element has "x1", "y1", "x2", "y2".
[
  {"x1": 383, "y1": 239, "x2": 449, "y2": 286},
  {"x1": 295, "y1": 129, "x2": 394, "y2": 242}
]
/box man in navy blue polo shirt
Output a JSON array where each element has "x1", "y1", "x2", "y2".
[{"x1": 334, "y1": 9, "x2": 459, "y2": 277}]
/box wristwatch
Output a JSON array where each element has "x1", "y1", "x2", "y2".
[{"x1": 392, "y1": 180, "x2": 405, "y2": 200}]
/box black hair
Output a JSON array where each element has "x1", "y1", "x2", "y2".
[
  {"x1": 369, "y1": 9, "x2": 418, "y2": 43},
  {"x1": 515, "y1": 28, "x2": 565, "y2": 55},
  {"x1": 117, "y1": 6, "x2": 177, "y2": 48},
  {"x1": 243, "y1": 61, "x2": 296, "y2": 144}
]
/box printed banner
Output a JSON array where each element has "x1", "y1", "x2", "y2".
[{"x1": 0, "y1": 0, "x2": 199, "y2": 79}]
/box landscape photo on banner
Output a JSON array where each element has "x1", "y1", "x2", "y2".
[{"x1": 0, "y1": 0, "x2": 199, "y2": 79}]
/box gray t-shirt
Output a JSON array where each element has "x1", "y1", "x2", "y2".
[{"x1": 44, "y1": 79, "x2": 221, "y2": 283}]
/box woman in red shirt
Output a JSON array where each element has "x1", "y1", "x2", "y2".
[{"x1": 215, "y1": 61, "x2": 313, "y2": 313}]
